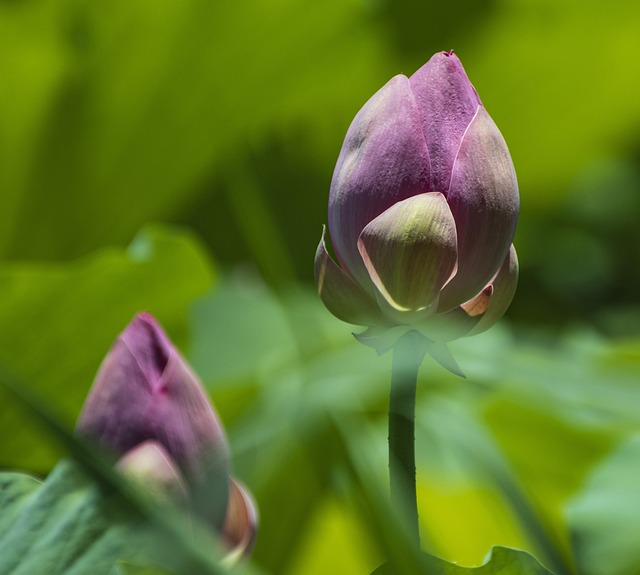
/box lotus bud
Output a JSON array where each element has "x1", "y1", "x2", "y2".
[
  {"x1": 76, "y1": 312, "x2": 257, "y2": 561},
  {"x1": 315, "y1": 51, "x2": 519, "y2": 341}
]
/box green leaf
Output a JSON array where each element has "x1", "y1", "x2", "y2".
[
  {"x1": 0, "y1": 460, "x2": 159, "y2": 575},
  {"x1": 0, "y1": 459, "x2": 234, "y2": 575},
  {"x1": 111, "y1": 563, "x2": 177, "y2": 575},
  {"x1": 0, "y1": 224, "x2": 214, "y2": 471},
  {"x1": 334, "y1": 416, "x2": 556, "y2": 575},
  {"x1": 0, "y1": 472, "x2": 41, "y2": 539},
  {"x1": 372, "y1": 546, "x2": 554, "y2": 574},
  {"x1": 189, "y1": 276, "x2": 296, "y2": 385},
  {"x1": 566, "y1": 434, "x2": 640, "y2": 575}
]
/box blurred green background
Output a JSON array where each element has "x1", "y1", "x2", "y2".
[{"x1": 1, "y1": 0, "x2": 639, "y2": 574}]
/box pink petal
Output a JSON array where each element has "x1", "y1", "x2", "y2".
[
  {"x1": 438, "y1": 107, "x2": 519, "y2": 310},
  {"x1": 409, "y1": 51, "x2": 481, "y2": 194},
  {"x1": 328, "y1": 75, "x2": 430, "y2": 286}
]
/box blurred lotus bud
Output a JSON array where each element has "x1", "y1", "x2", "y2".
[
  {"x1": 315, "y1": 51, "x2": 519, "y2": 341},
  {"x1": 76, "y1": 312, "x2": 257, "y2": 562}
]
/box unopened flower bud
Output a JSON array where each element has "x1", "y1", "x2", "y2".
[
  {"x1": 76, "y1": 313, "x2": 257, "y2": 562},
  {"x1": 315, "y1": 51, "x2": 519, "y2": 340}
]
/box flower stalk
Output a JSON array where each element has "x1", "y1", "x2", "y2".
[{"x1": 388, "y1": 330, "x2": 428, "y2": 549}]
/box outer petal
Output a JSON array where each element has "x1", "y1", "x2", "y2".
[
  {"x1": 438, "y1": 107, "x2": 519, "y2": 310},
  {"x1": 221, "y1": 479, "x2": 259, "y2": 565},
  {"x1": 328, "y1": 75, "x2": 431, "y2": 286},
  {"x1": 409, "y1": 51, "x2": 481, "y2": 194},
  {"x1": 465, "y1": 244, "x2": 519, "y2": 336},
  {"x1": 314, "y1": 228, "x2": 386, "y2": 326},
  {"x1": 357, "y1": 193, "x2": 457, "y2": 315}
]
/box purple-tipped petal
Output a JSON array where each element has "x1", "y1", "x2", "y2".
[
  {"x1": 438, "y1": 107, "x2": 519, "y2": 310},
  {"x1": 318, "y1": 51, "x2": 518, "y2": 339},
  {"x1": 409, "y1": 51, "x2": 481, "y2": 194},
  {"x1": 76, "y1": 313, "x2": 229, "y2": 479},
  {"x1": 221, "y1": 479, "x2": 259, "y2": 565},
  {"x1": 357, "y1": 193, "x2": 457, "y2": 314},
  {"x1": 465, "y1": 244, "x2": 519, "y2": 336},
  {"x1": 314, "y1": 228, "x2": 387, "y2": 326},
  {"x1": 328, "y1": 75, "x2": 431, "y2": 285}
]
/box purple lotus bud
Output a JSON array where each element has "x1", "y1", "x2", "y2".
[
  {"x1": 76, "y1": 312, "x2": 227, "y2": 478},
  {"x1": 76, "y1": 313, "x2": 257, "y2": 559},
  {"x1": 315, "y1": 51, "x2": 519, "y2": 340}
]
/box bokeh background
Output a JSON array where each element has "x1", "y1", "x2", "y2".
[{"x1": 1, "y1": 1, "x2": 639, "y2": 574}]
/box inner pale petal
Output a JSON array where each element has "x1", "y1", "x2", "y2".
[{"x1": 357, "y1": 193, "x2": 458, "y2": 312}]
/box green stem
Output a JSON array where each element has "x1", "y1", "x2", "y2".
[{"x1": 389, "y1": 330, "x2": 428, "y2": 549}]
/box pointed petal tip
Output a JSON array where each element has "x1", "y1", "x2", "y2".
[
  {"x1": 125, "y1": 311, "x2": 165, "y2": 340},
  {"x1": 409, "y1": 50, "x2": 481, "y2": 195},
  {"x1": 434, "y1": 49, "x2": 460, "y2": 63},
  {"x1": 354, "y1": 326, "x2": 420, "y2": 356},
  {"x1": 133, "y1": 310, "x2": 155, "y2": 323},
  {"x1": 120, "y1": 311, "x2": 174, "y2": 375},
  {"x1": 461, "y1": 285, "x2": 493, "y2": 317},
  {"x1": 425, "y1": 341, "x2": 466, "y2": 378}
]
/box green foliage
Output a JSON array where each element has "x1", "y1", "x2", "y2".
[
  {"x1": 0, "y1": 0, "x2": 383, "y2": 263},
  {"x1": 0, "y1": 226, "x2": 214, "y2": 471},
  {"x1": 111, "y1": 564, "x2": 177, "y2": 575},
  {"x1": 0, "y1": 451, "x2": 241, "y2": 575},
  {"x1": 2, "y1": 242, "x2": 640, "y2": 574},
  {"x1": 188, "y1": 276, "x2": 640, "y2": 575},
  {"x1": 0, "y1": 461, "x2": 161, "y2": 575},
  {"x1": 567, "y1": 435, "x2": 640, "y2": 575},
  {"x1": 372, "y1": 547, "x2": 554, "y2": 574}
]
